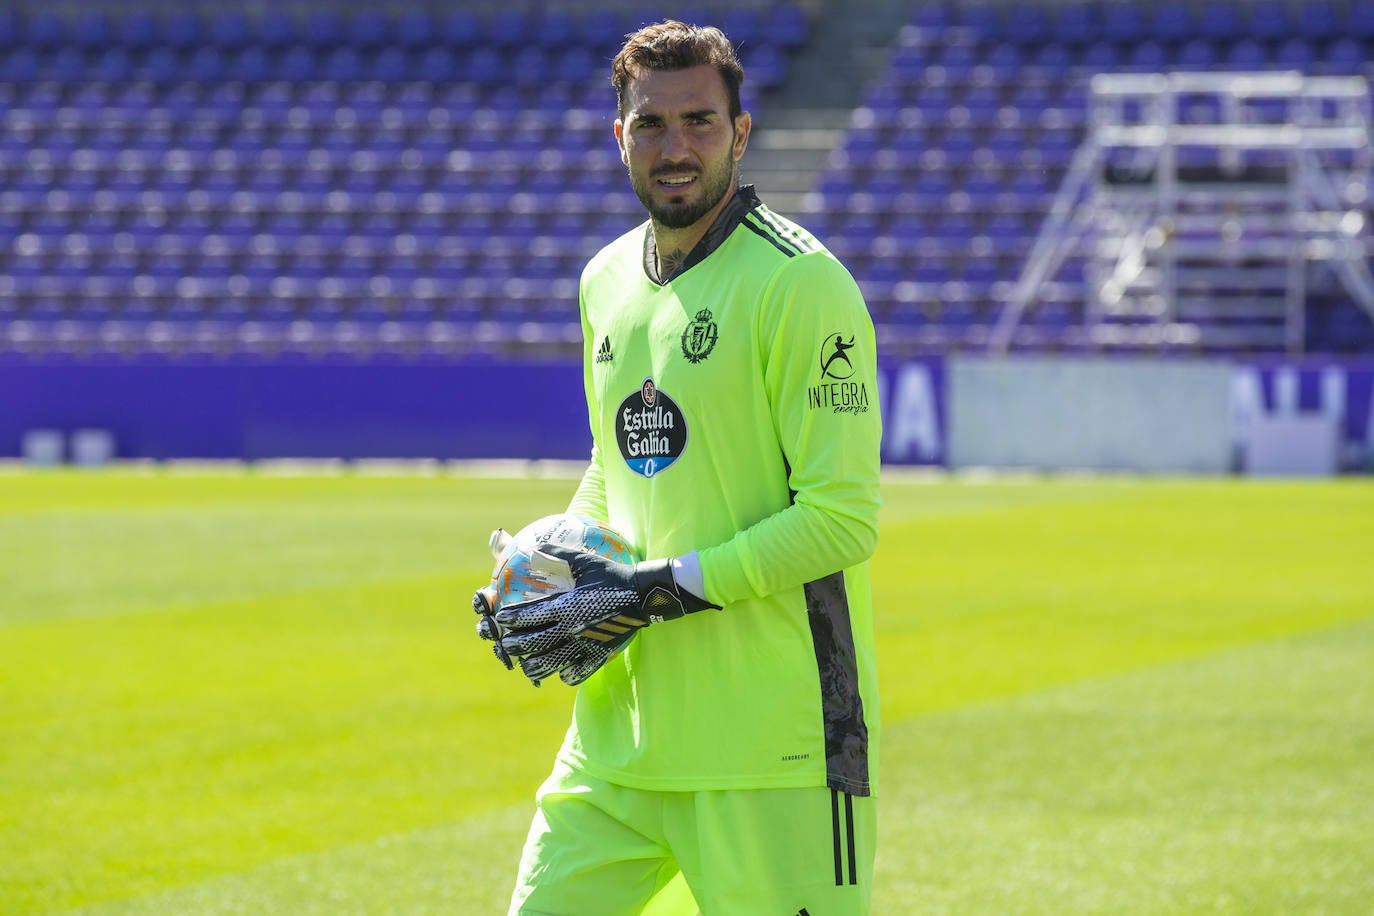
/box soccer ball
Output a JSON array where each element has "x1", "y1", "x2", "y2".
[{"x1": 479, "y1": 513, "x2": 637, "y2": 613}]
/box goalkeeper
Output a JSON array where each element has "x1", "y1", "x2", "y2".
[{"x1": 475, "y1": 20, "x2": 883, "y2": 916}]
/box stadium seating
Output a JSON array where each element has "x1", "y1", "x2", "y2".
[
  {"x1": 816, "y1": 0, "x2": 1374, "y2": 354},
  {"x1": 0, "y1": 1, "x2": 1371, "y2": 357},
  {"x1": 0, "y1": 2, "x2": 796, "y2": 357}
]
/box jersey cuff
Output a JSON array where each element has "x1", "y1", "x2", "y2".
[
  {"x1": 669, "y1": 552, "x2": 709, "y2": 603},
  {"x1": 696, "y1": 543, "x2": 755, "y2": 606}
]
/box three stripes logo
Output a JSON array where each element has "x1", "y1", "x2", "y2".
[
  {"x1": 580, "y1": 614, "x2": 645, "y2": 643},
  {"x1": 831, "y1": 789, "x2": 858, "y2": 887},
  {"x1": 595, "y1": 335, "x2": 614, "y2": 363}
]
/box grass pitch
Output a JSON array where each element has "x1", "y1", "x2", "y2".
[{"x1": 2, "y1": 469, "x2": 1371, "y2": 914}]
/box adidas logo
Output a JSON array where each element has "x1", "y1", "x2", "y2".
[{"x1": 595, "y1": 335, "x2": 614, "y2": 363}]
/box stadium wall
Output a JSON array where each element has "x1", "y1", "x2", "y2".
[
  {"x1": 946, "y1": 357, "x2": 1235, "y2": 473},
  {"x1": 3, "y1": 355, "x2": 1371, "y2": 472}
]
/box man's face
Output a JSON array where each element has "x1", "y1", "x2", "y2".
[{"x1": 615, "y1": 64, "x2": 751, "y2": 231}]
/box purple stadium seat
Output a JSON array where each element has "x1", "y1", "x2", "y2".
[
  {"x1": 1001, "y1": 5, "x2": 1047, "y2": 45},
  {"x1": 48, "y1": 47, "x2": 89, "y2": 81},
  {"x1": 1350, "y1": 1, "x2": 1374, "y2": 38},
  {"x1": 0, "y1": 8, "x2": 18, "y2": 47},
  {"x1": 347, "y1": 11, "x2": 389, "y2": 48},
  {"x1": 393, "y1": 9, "x2": 433, "y2": 47},
  {"x1": 486, "y1": 10, "x2": 534, "y2": 50},
  {"x1": 208, "y1": 12, "x2": 251, "y2": 49},
  {"x1": 368, "y1": 46, "x2": 409, "y2": 82},
  {"x1": 769, "y1": 3, "x2": 809, "y2": 48},
  {"x1": 1197, "y1": 0, "x2": 1242, "y2": 41},
  {"x1": 417, "y1": 47, "x2": 458, "y2": 82},
  {"x1": 955, "y1": 0, "x2": 999, "y2": 37},
  {"x1": 1176, "y1": 40, "x2": 1218, "y2": 70},
  {"x1": 1081, "y1": 41, "x2": 1120, "y2": 73},
  {"x1": 1244, "y1": 0, "x2": 1292, "y2": 42},
  {"x1": 323, "y1": 47, "x2": 365, "y2": 81},
  {"x1": 982, "y1": 126, "x2": 1025, "y2": 160},
  {"x1": 226, "y1": 46, "x2": 270, "y2": 82},
  {"x1": 744, "y1": 45, "x2": 787, "y2": 88},
  {"x1": 1100, "y1": 1, "x2": 1144, "y2": 43},
  {"x1": 1125, "y1": 41, "x2": 1168, "y2": 72},
  {"x1": 270, "y1": 46, "x2": 310, "y2": 81},
  {"x1": 1297, "y1": 0, "x2": 1341, "y2": 40},
  {"x1": 1149, "y1": 0, "x2": 1194, "y2": 44},
  {"x1": 1051, "y1": 1, "x2": 1099, "y2": 45},
  {"x1": 24, "y1": 13, "x2": 65, "y2": 49},
  {"x1": 1273, "y1": 38, "x2": 1315, "y2": 71},
  {"x1": 0, "y1": 47, "x2": 38, "y2": 81},
  {"x1": 911, "y1": 82, "x2": 954, "y2": 121},
  {"x1": 512, "y1": 47, "x2": 553, "y2": 88},
  {"x1": 185, "y1": 47, "x2": 226, "y2": 81},
  {"x1": 1320, "y1": 37, "x2": 1365, "y2": 75},
  {"x1": 253, "y1": 10, "x2": 295, "y2": 48},
  {"x1": 300, "y1": 10, "x2": 344, "y2": 48},
  {"x1": 1224, "y1": 39, "x2": 1268, "y2": 70},
  {"x1": 722, "y1": 9, "x2": 764, "y2": 46},
  {"x1": 935, "y1": 42, "x2": 978, "y2": 80},
  {"x1": 1028, "y1": 42, "x2": 1073, "y2": 78},
  {"x1": 157, "y1": 11, "x2": 202, "y2": 48},
  {"x1": 983, "y1": 44, "x2": 1023, "y2": 81},
  {"x1": 909, "y1": 2, "x2": 951, "y2": 32}
]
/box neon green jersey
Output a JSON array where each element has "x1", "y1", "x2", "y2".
[{"x1": 563, "y1": 187, "x2": 882, "y2": 796}]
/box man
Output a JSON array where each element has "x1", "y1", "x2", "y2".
[{"x1": 477, "y1": 20, "x2": 882, "y2": 915}]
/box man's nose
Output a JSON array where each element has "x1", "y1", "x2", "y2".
[{"x1": 660, "y1": 124, "x2": 690, "y2": 161}]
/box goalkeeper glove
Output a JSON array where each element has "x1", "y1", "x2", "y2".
[{"x1": 473, "y1": 542, "x2": 718, "y2": 686}]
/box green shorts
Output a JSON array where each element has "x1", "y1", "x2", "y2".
[{"x1": 508, "y1": 759, "x2": 876, "y2": 916}]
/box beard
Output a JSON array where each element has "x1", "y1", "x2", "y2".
[{"x1": 630, "y1": 147, "x2": 738, "y2": 230}]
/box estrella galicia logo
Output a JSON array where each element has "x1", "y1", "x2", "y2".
[
  {"x1": 808, "y1": 331, "x2": 870, "y2": 415},
  {"x1": 680, "y1": 308, "x2": 718, "y2": 363},
  {"x1": 616, "y1": 378, "x2": 688, "y2": 477},
  {"x1": 820, "y1": 333, "x2": 856, "y2": 380}
]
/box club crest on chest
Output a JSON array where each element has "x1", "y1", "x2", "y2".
[{"x1": 680, "y1": 308, "x2": 719, "y2": 364}]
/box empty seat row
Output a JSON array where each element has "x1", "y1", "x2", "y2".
[
  {"x1": 908, "y1": 0, "x2": 1374, "y2": 45},
  {"x1": 0, "y1": 5, "x2": 806, "y2": 53},
  {"x1": 0, "y1": 44, "x2": 790, "y2": 86}
]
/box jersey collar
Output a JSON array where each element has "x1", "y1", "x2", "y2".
[{"x1": 641, "y1": 185, "x2": 762, "y2": 285}]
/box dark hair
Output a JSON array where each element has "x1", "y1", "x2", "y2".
[{"x1": 611, "y1": 20, "x2": 745, "y2": 120}]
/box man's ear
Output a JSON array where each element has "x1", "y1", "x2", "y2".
[
  {"x1": 614, "y1": 119, "x2": 629, "y2": 167},
  {"x1": 732, "y1": 112, "x2": 751, "y2": 161}
]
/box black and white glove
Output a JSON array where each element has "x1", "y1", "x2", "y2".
[{"x1": 473, "y1": 543, "x2": 718, "y2": 686}]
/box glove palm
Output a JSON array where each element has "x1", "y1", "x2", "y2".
[{"x1": 474, "y1": 543, "x2": 716, "y2": 686}]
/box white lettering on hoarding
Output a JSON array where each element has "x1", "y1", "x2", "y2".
[{"x1": 884, "y1": 363, "x2": 941, "y2": 463}]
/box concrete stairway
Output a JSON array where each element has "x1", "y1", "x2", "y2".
[{"x1": 742, "y1": 0, "x2": 913, "y2": 216}]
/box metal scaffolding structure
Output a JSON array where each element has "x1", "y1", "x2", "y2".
[{"x1": 990, "y1": 71, "x2": 1374, "y2": 354}]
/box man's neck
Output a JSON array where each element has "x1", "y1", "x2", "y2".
[
  {"x1": 650, "y1": 221, "x2": 708, "y2": 279},
  {"x1": 648, "y1": 186, "x2": 741, "y2": 280}
]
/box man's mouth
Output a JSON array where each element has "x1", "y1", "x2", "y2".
[{"x1": 656, "y1": 175, "x2": 696, "y2": 188}]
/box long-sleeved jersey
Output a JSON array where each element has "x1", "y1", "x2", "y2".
[{"x1": 562, "y1": 186, "x2": 882, "y2": 796}]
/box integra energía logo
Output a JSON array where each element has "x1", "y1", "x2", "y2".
[{"x1": 808, "y1": 332, "x2": 870, "y2": 414}]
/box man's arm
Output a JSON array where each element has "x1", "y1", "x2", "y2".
[
  {"x1": 698, "y1": 250, "x2": 883, "y2": 605},
  {"x1": 566, "y1": 286, "x2": 609, "y2": 522}
]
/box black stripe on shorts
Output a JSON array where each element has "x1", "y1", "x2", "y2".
[{"x1": 830, "y1": 788, "x2": 858, "y2": 886}]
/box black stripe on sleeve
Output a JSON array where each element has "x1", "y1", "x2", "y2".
[
  {"x1": 754, "y1": 207, "x2": 819, "y2": 254},
  {"x1": 806, "y1": 572, "x2": 871, "y2": 796},
  {"x1": 741, "y1": 213, "x2": 802, "y2": 258}
]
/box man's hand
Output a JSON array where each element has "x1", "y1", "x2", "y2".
[{"x1": 477, "y1": 543, "x2": 717, "y2": 686}]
